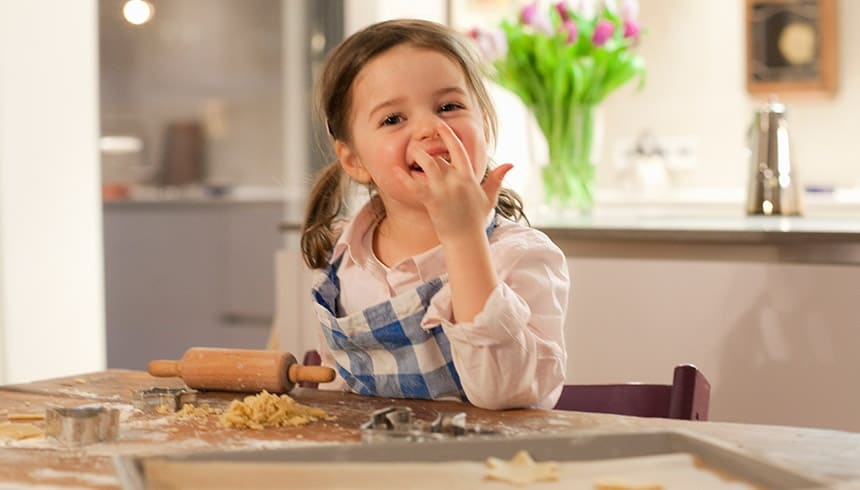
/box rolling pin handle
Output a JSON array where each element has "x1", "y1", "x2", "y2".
[
  {"x1": 148, "y1": 360, "x2": 181, "y2": 378},
  {"x1": 288, "y1": 363, "x2": 336, "y2": 384}
]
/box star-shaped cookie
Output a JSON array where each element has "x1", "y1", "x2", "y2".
[{"x1": 485, "y1": 450, "x2": 559, "y2": 486}]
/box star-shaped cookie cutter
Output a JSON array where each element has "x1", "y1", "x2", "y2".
[{"x1": 45, "y1": 405, "x2": 119, "y2": 447}]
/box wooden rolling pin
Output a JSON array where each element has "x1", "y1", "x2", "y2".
[{"x1": 147, "y1": 347, "x2": 335, "y2": 393}]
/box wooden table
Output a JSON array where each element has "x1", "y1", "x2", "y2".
[{"x1": 1, "y1": 370, "x2": 859, "y2": 489}]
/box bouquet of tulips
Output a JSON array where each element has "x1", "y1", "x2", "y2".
[{"x1": 469, "y1": 0, "x2": 646, "y2": 211}]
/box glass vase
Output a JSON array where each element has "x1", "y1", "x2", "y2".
[{"x1": 539, "y1": 103, "x2": 597, "y2": 215}]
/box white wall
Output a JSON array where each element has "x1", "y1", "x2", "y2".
[
  {"x1": 600, "y1": 0, "x2": 860, "y2": 192},
  {"x1": 344, "y1": 0, "x2": 446, "y2": 34},
  {"x1": 0, "y1": 1, "x2": 105, "y2": 383}
]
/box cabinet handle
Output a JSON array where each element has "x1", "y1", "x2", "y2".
[{"x1": 219, "y1": 312, "x2": 272, "y2": 327}]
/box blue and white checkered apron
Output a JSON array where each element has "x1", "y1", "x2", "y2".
[
  {"x1": 312, "y1": 217, "x2": 498, "y2": 401},
  {"x1": 311, "y1": 255, "x2": 466, "y2": 401}
]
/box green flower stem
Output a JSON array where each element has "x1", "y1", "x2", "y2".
[{"x1": 540, "y1": 104, "x2": 595, "y2": 211}]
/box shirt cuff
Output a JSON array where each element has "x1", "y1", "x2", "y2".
[{"x1": 423, "y1": 283, "x2": 531, "y2": 348}]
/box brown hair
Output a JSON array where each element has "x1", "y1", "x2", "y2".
[{"x1": 301, "y1": 19, "x2": 526, "y2": 269}]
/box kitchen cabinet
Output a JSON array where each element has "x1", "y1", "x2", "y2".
[
  {"x1": 104, "y1": 200, "x2": 284, "y2": 370},
  {"x1": 545, "y1": 215, "x2": 860, "y2": 433}
]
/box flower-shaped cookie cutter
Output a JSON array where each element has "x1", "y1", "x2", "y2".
[{"x1": 360, "y1": 406, "x2": 497, "y2": 442}]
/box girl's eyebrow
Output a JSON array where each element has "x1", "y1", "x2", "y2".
[
  {"x1": 368, "y1": 97, "x2": 406, "y2": 122},
  {"x1": 434, "y1": 86, "x2": 468, "y2": 98},
  {"x1": 366, "y1": 86, "x2": 469, "y2": 122}
]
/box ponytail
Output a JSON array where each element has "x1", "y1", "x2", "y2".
[{"x1": 300, "y1": 162, "x2": 347, "y2": 269}]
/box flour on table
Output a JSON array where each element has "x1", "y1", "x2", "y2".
[{"x1": 594, "y1": 481, "x2": 663, "y2": 490}]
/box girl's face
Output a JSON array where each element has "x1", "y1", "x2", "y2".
[{"x1": 335, "y1": 44, "x2": 489, "y2": 216}]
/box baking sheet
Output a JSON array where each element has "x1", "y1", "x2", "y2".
[{"x1": 113, "y1": 429, "x2": 830, "y2": 489}]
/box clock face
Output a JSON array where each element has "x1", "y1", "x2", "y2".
[
  {"x1": 779, "y1": 21, "x2": 816, "y2": 65},
  {"x1": 749, "y1": 1, "x2": 822, "y2": 83}
]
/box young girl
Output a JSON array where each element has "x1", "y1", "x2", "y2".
[{"x1": 301, "y1": 19, "x2": 568, "y2": 410}]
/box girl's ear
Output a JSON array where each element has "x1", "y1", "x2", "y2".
[{"x1": 335, "y1": 140, "x2": 372, "y2": 184}]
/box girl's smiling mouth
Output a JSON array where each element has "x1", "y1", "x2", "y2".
[{"x1": 409, "y1": 152, "x2": 450, "y2": 173}]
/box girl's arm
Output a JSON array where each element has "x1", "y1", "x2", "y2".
[
  {"x1": 426, "y1": 229, "x2": 569, "y2": 410},
  {"x1": 404, "y1": 122, "x2": 513, "y2": 324}
]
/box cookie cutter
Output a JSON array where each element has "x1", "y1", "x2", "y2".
[
  {"x1": 45, "y1": 405, "x2": 119, "y2": 447},
  {"x1": 360, "y1": 406, "x2": 497, "y2": 442},
  {"x1": 132, "y1": 386, "x2": 198, "y2": 413}
]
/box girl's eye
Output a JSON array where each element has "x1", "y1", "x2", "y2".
[
  {"x1": 382, "y1": 114, "x2": 403, "y2": 126},
  {"x1": 439, "y1": 103, "x2": 464, "y2": 113}
]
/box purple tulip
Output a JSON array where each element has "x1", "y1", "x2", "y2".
[
  {"x1": 623, "y1": 18, "x2": 641, "y2": 39},
  {"x1": 555, "y1": 2, "x2": 571, "y2": 22},
  {"x1": 561, "y1": 20, "x2": 578, "y2": 44},
  {"x1": 591, "y1": 18, "x2": 614, "y2": 46}
]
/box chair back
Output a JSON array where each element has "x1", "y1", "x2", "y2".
[
  {"x1": 300, "y1": 350, "x2": 323, "y2": 388},
  {"x1": 554, "y1": 364, "x2": 710, "y2": 421}
]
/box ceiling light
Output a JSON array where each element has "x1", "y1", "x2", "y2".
[{"x1": 123, "y1": 0, "x2": 155, "y2": 26}]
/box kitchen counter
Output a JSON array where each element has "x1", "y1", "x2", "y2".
[
  {"x1": 280, "y1": 211, "x2": 860, "y2": 264},
  {"x1": 2, "y1": 370, "x2": 860, "y2": 488},
  {"x1": 533, "y1": 213, "x2": 860, "y2": 242}
]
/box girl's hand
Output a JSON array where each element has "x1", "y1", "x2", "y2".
[{"x1": 397, "y1": 122, "x2": 513, "y2": 243}]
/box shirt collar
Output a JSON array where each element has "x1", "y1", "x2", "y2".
[{"x1": 331, "y1": 200, "x2": 498, "y2": 274}]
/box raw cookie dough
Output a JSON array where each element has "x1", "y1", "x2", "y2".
[
  {"x1": 0, "y1": 422, "x2": 43, "y2": 440},
  {"x1": 485, "y1": 450, "x2": 559, "y2": 486},
  {"x1": 218, "y1": 390, "x2": 332, "y2": 429}
]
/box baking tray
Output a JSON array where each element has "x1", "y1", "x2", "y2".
[{"x1": 113, "y1": 429, "x2": 830, "y2": 489}]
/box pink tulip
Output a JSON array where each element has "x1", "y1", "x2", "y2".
[
  {"x1": 623, "y1": 18, "x2": 641, "y2": 39},
  {"x1": 561, "y1": 20, "x2": 578, "y2": 44},
  {"x1": 468, "y1": 27, "x2": 508, "y2": 61},
  {"x1": 519, "y1": 1, "x2": 555, "y2": 35},
  {"x1": 591, "y1": 18, "x2": 614, "y2": 46},
  {"x1": 555, "y1": 2, "x2": 571, "y2": 22},
  {"x1": 619, "y1": 0, "x2": 640, "y2": 21},
  {"x1": 520, "y1": 1, "x2": 538, "y2": 25}
]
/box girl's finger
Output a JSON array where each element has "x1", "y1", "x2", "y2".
[
  {"x1": 392, "y1": 165, "x2": 422, "y2": 193},
  {"x1": 434, "y1": 122, "x2": 470, "y2": 176},
  {"x1": 413, "y1": 148, "x2": 445, "y2": 179}
]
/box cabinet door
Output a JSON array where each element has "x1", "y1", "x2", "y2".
[
  {"x1": 104, "y1": 203, "x2": 283, "y2": 370},
  {"x1": 272, "y1": 248, "x2": 320, "y2": 357}
]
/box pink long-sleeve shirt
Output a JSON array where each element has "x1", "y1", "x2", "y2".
[{"x1": 313, "y1": 202, "x2": 569, "y2": 410}]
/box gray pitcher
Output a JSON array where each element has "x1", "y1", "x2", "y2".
[{"x1": 745, "y1": 98, "x2": 803, "y2": 216}]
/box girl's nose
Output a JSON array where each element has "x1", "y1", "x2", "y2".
[{"x1": 414, "y1": 113, "x2": 441, "y2": 141}]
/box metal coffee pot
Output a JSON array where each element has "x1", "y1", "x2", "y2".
[{"x1": 745, "y1": 98, "x2": 803, "y2": 216}]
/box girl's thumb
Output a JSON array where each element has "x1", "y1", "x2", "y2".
[{"x1": 483, "y1": 163, "x2": 514, "y2": 202}]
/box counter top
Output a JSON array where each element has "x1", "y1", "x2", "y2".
[
  {"x1": 279, "y1": 212, "x2": 860, "y2": 265},
  {"x1": 532, "y1": 213, "x2": 860, "y2": 243},
  {"x1": 2, "y1": 370, "x2": 860, "y2": 489}
]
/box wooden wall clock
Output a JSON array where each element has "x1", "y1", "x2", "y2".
[{"x1": 745, "y1": 0, "x2": 838, "y2": 97}]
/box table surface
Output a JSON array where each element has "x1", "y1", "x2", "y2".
[{"x1": 2, "y1": 370, "x2": 859, "y2": 489}]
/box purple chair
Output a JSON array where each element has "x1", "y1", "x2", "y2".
[
  {"x1": 554, "y1": 364, "x2": 710, "y2": 420},
  {"x1": 299, "y1": 350, "x2": 324, "y2": 389}
]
